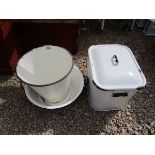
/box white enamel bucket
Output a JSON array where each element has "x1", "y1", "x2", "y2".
[{"x1": 16, "y1": 45, "x2": 73, "y2": 104}]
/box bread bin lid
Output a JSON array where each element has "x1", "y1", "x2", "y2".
[{"x1": 88, "y1": 44, "x2": 146, "y2": 90}]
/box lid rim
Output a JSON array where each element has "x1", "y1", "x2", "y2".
[
  {"x1": 16, "y1": 45, "x2": 74, "y2": 87},
  {"x1": 88, "y1": 44, "x2": 146, "y2": 90},
  {"x1": 93, "y1": 75, "x2": 145, "y2": 90}
]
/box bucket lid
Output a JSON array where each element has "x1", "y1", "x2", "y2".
[
  {"x1": 88, "y1": 44, "x2": 146, "y2": 90},
  {"x1": 16, "y1": 45, "x2": 73, "y2": 86}
]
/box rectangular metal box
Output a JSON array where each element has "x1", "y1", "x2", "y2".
[{"x1": 88, "y1": 44, "x2": 146, "y2": 111}]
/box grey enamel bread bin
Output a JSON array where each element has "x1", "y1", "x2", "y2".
[{"x1": 88, "y1": 44, "x2": 146, "y2": 111}]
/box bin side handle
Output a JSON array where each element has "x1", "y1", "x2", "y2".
[{"x1": 112, "y1": 92, "x2": 128, "y2": 97}]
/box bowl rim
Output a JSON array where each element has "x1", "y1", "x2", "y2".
[{"x1": 15, "y1": 45, "x2": 74, "y2": 87}]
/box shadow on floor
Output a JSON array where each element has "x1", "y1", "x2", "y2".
[
  {"x1": 0, "y1": 84, "x2": 117, "y2": 135},
  {"x1": 0, "y1": 75, "x2": 12, "y2": 83}
]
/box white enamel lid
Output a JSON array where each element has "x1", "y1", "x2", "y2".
[
  {"x1": 88, "y1": 44, "x2": 146, "y2": 90},
  {"x1": 16, "y1": 45, "x2": 73, "y2": 86}
]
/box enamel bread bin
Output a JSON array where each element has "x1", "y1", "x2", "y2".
[{"x1": 88, "y1": 44, "x2": 146, "y2": 111}]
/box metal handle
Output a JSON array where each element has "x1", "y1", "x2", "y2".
[
  {"x1": 112, "y1": 92, "x2": 128, "y2": 97},
  {"x1": 111, "y1": 55, "x2": 119, "y2": 66},
  {"x1": 84, "y1": 75, "x2": 89, "y2": 87}
]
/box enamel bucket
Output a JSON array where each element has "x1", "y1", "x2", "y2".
[{"x1": 16, "y1": 45, "x2": 73, "y2": 105}]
